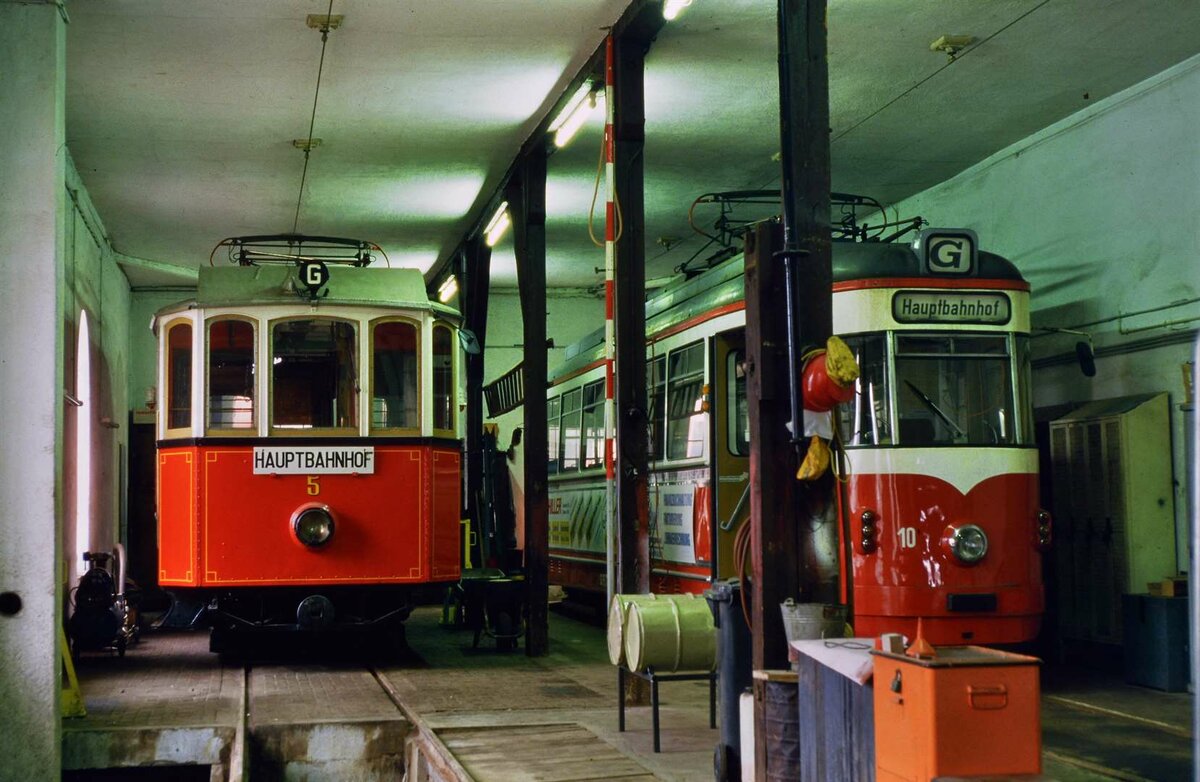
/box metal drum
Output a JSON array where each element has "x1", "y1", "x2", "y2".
[
  {"x1": 607, "y1": 594, "x2": 665, "y2": 666},
  {"x1": 623, "y1": 594, "x2": 716, "y2": 672}
]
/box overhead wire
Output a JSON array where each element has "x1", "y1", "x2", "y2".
[{"x1": 291, "y1": 0, "x2": 336, "y2": 235}]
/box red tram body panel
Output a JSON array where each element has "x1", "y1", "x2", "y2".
[{"x1": 158, "y1": 444, "x2": 460, "y2": 587}]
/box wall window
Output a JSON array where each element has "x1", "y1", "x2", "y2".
[
  {"x1": 372, "y1": 320, "x2": 419, "y2": 431},
  {"x1": 726, "y1": 350, "x2": 749, "y2": 456},
  {"x1": 546, "y1": 395, "x2": 561, "y2": 475},
  {"x1": 166, "y1": 321, "x2": 192, "y2": 431},
  {"x1": 432, "y1": 324, "x2": 455, "y2": 432},
  {"x1": 207, "y1": 319, "x2": 255, "y2": 430},
  {"x1": 666, "y1": 341, "x2": 706, "y2": 460},
  {"x1": 647, "y1": 355, "x2": 666, "y2": 461},
  {"x1": 560, "y1": 387, "x2": 583, "y2": 471},
  {"x1": 272, "y1": 319, "x2": 357, "y2": 430},
  {"x1": 837, "y1": 334, "x2": 890, "y2": 446},
  {"x1": 581, "y1": 380, "x2": 605, "y2": 469}
]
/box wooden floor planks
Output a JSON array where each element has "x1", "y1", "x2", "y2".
[{"x1": 439, "y1": 722, "x2": 659, "y2": 781}]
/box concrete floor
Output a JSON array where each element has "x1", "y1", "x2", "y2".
[{"x1": 64, "y1": 605, "x2": 1194, "y2": 781}]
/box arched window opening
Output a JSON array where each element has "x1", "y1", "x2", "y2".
[
  {"x1": 166, "y1": 321, "x2": 192, "y2": 432},
  {"x1": 207, "y1": 319, "x2": 255, "y2": 430},
  {"x1": 272, "y1": 319, "x2": 358, "y2": 431},
  {"x1": 75, "y1": 311, "x2": 92, "y2": 576},
  {"x1": 432, "y1": 324, "x2": 455, "y2": 433},
  {"x1": 372, "y1": 320, "x2": 419, "y2": 431}
]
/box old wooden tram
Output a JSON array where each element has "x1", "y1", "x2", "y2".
[{"x1": 153, "y1": 237, "x2": 463, "y2": 645}]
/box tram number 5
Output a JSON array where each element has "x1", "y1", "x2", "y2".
[
  {"x1": 897, "y1": 527, "x2": 917, "y2": 549},
  {"x1": 306, "y1": 475, "x2": 321, "y2": 496}
]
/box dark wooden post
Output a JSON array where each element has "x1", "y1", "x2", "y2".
[
  {"x1": 507, "y1": 148, "x2": 550, "y2": 656},
  {"x1": 613, "y1": 29, "x2": 650, "y2": 596},
  {"x1": 462, "y1": 237, "x2": 492, "y2": 531},
  {"x1": 748, "y1": 1, "x2": 833, "y2": 779}
]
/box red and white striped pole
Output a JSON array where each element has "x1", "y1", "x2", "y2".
[{"x1": 603, "y1": 34, "x2": 617, "y2": 604}]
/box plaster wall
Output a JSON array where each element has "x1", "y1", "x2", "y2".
[
  {"x1": 62, "y1": 155, "x2": 133, "y2": 586},
  {"x1": 0, "y1": 6, "x2": 66, "y2": 777},
  {"x1": 888, "y1": 54, "x2": 1200, "y2": 570}
]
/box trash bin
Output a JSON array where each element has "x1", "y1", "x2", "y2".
[{"x1": 707, "y1": 579, "x2": 752, "y2": 781}]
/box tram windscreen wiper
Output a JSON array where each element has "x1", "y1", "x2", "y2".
[{"x1": 903, "y1": 380, "x2": 965, "y2": 439}]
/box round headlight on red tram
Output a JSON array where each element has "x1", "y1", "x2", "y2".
[
  {"x1": 944, "y1": 523, "x2": 988, "y2": 564},
  {"x1": 291, "y1": 505, "x2": 335, "y2": 548}
]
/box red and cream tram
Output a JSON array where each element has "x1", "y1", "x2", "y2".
[
  {"x1": 154, "y1": 237, "x2": 463, "y2": 644},
  {"x1": 545, "y1": 228, "x2": 1048, "y2": 645}
]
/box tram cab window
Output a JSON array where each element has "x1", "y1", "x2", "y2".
[
  {"x1": 271, "y1": 319, "x2": 358, "y2": 430},
  {"x1": 207, "y1": 319, "x2": 254, "y2": 430},
  {"x1": 894, "y1": 333, "x2": 1024, "y2": 446},
  {"x1": 432, "y1": 324, "x2": 455, "y2": 433},
  {"x1": 647, "y1": 356, "x2": 666, "y2": 461},
  {"x1": 727, "y1": 350, "x2": 749, "y2": 456},
  {"x1": 581, "y1": 380, "x2": 605, "y2": 469},
  {"x1": 838, "y1": 334, "x2": 890, "y2": 446},
  {"x1": 667, "y1": 341, "x2": 705, "y2": 460},
  {"x1": 560, "y1": 387, "x2": 583, "y2": 471},
  {"x1": 166, "y1": 321, "x2": 192, "y2": 431},
  {"x1": 546, "y1": 395, "x2": 561, "y2": 475},
  {"x1": 372, "y1": 320, "x2": 419, "y2": 431}
]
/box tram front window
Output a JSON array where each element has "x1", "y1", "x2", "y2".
[
  {"x1": 839, "y1": 334, "x2": 890, "y2": 446},
  {"x1": 272, "y1": 319, "x2": 358, "y2": 430},
  {"x1": 894, "y1": 333, "x2": 1021, "y2": 446}
]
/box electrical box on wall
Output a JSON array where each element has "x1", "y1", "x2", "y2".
[{"x1": 1049, "y1": 393, "x2": 1176, "y2": 644}]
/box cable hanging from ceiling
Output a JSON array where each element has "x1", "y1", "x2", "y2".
[{"x1": 292, "y1": 0, "x2": 337, "y2": 235}]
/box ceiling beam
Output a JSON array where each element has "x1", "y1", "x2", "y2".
[{"x1": 114, "y1": 253, "x2": 199, "y2": 283}]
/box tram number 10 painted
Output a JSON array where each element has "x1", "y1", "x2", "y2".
[{"x1": 897, "y1": 527, "x2": 918, "y2": 549}]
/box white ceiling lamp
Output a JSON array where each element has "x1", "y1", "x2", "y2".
[
  {"x1": 663, "y1": 0, "x2": 693, "y2": 21},
  {"x1": 437, "y1": 274, "x2": 459, "y2": 303},
  {"x1": 551, "y1": 83, "x2": 599, "y2": 149},
  {"x1": 484, "y1": 202, "x2": 511, "y2": 247}
]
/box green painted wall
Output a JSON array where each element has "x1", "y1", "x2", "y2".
[{"x1": 889, "y1": 54, "x2": 1200, "y2": 571}]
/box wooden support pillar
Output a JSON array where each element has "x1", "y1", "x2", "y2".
[
  {"x1": 613, "y1": 18, "x2": 651, "y2": 597},
  {"x1": 506, "y1": 149, "x2": 549, "y2": 656},
  {"x1": 749, "y1": 1, "x2": 833, "y2": 779},
  {"x1": 462, "y1": 237, "x2": 492, "y2": 531}
]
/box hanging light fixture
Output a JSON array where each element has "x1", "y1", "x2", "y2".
[
  {"x1": 550, "y1": 82, "x2": 598, "y2": 148},
  {"x1": 663, "y1": 0, "x2": 693, "y2": 21},
  {"x1": 484, "y1": 202, "x2": 511, "y2": 247}
]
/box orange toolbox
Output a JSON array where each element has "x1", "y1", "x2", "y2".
[{"x1": 872, "y1": 645, "x2": 1041, "y2": 781}]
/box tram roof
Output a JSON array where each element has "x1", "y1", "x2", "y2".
[
  {"x1": 551, "y1": 237, "x2": 1025, "y2": 382},
  {"x1": 153, "y1": 265, "x2": 461, "y2": 322}
]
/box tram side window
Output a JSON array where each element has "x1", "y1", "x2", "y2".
[
  {"x1": 166, "y1": 322, "x2": 192, "y2": 430},
  {"x1": 560, "y1": 387, "x2": 583, "y2": 471},
  {"x1": 432, "y1": 324, "x2": 454, "y2": 432},
  {"x1": 546, "y1": 395, "x2": 561, "y2": 475},
  {"x1": 272, "y1": 319, "x2": 358, "y2": 430},
  {"x1": 666, "y1": 341, "x2": 705, "y2": 460},
  {"x1": 208, "y1": 319, "x2": 254, "y2": 429},
  {"x1": 837, "y1": 334, "x2": 890, "y2": 447},
  {"x1": 372, "y1": 321, "x2": 419, "y2": 431},
  {"x1": 582, "y1": 380, "x2": 605, "y2": 469},
  {"x1": 894, "y1": 333, "x2": 1019, "y2": 446},
  {"x1": 726, "y1": 350, "x2": 749, "y2": 456},
  {"x1": 647, "y1": 356, "x2": 666, "y2": 461}
]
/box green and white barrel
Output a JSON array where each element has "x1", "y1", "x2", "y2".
[
  {"x1": 623, "y1": 594, "x2": 716, "y2": 673},
  {"x1": 607, "y1": 594, "x2": 664, "y2": 666}
]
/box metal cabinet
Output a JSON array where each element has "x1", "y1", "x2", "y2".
[{"x1": 1049, "y1": 393, "x2": 1176, "y2": 643}]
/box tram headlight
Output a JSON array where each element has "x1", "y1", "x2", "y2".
[
  {"x1": 947, "y1": 524, "x2": 988, "y2": 564},
  {"x1": 292, "y1": 505, "x2": 335, "y2": 548}
]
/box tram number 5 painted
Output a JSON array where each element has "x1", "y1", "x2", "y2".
[
  {"x1": 897, "y1": 526, "x2": 917, "y2": 549},
  {"x1": 306, "y1": 475, "x2": 321, "y2": 496}
]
